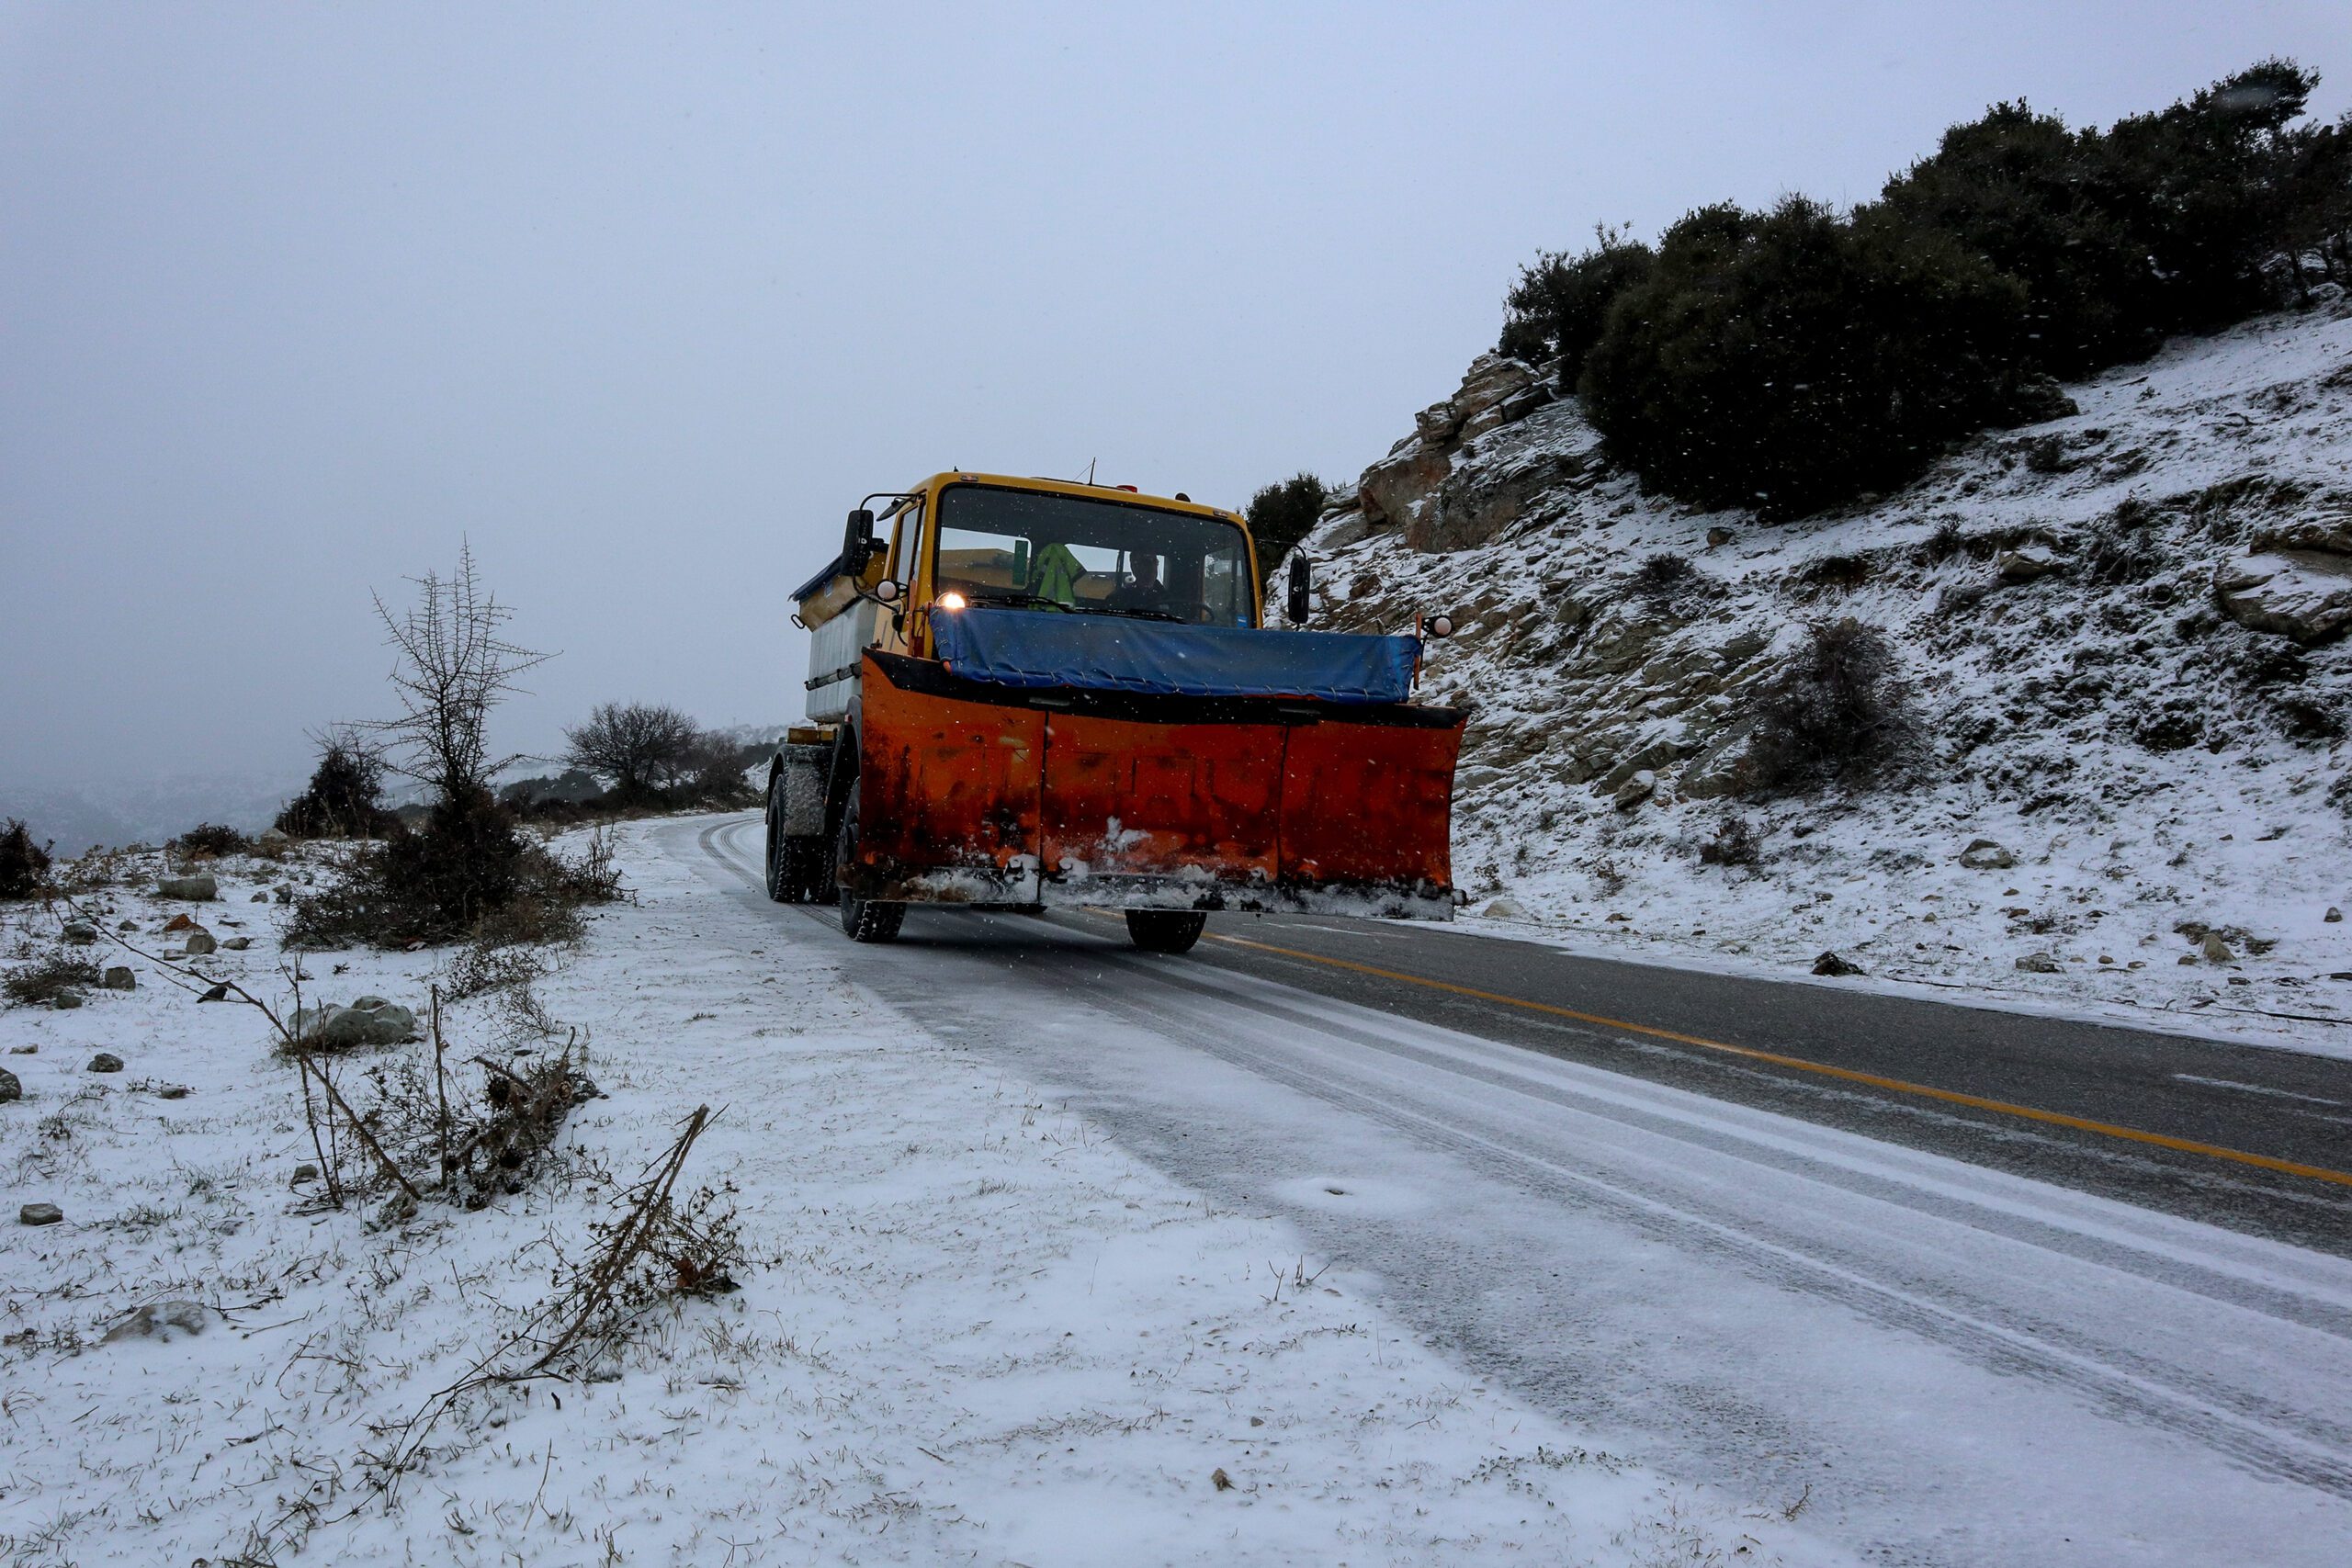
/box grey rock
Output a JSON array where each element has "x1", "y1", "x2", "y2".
[
  {"x1": 2200, "y1": 931, "x2": 2236, "y2": 963},
  {"x1": 1812, "y1": 952, "x2": 1861, "y2": 977},
  {"x1": 7, "y1": 1044, "x2": 33, "y2": 1054},
  {"x1": 1705, "y1": 525, "x2": 1736, "y2": 549},
  {"x1": 1612, "y1": 769, "x2": 1657, "y2": 810},
  {"x1": 2328, "y1": 907, "x2": 2344, "y2": 924},
  {"x1": 51, "y1": 989, "x2": 85, "y2": 1010},
  {"x1": 292, "y1": 995, "x2": 419, "y2": 1048},
  {"x1": 117, "y1": 919, "x2": 136, "y2": 931},
  {"x1": 274, "y1": 883, "x2": 294, "y2": 904},
  {"x1": 0, "y1": 1066, "x2": 17, "y2": 1102},
  {"x1": 220, "y1": 936, "x2": 252, "y2": 952},
  {"x1": 101, "y1": 1299, "x2": 212, "y2": 1345},
  {"x1": 88, "y1": 1052, "x2": 123, "y2": 1073},
  {"x1": 1960, "y1": 838, "x2": 2016, "y2": 871},
  {"x1": 256, "y1": 827, "x2": 291, "y2": 848},
  {"x1": 101, "y1": 966, "x2": 135, "y2": 991},
  {"x1": 153, "y1": 1084, "x2": 189, "y2": 1100},
  {"x1": 155, "y1": 874, "x2": 218, "y2": 901},
  {"x1": 2015, "y1": 952, "x2": 2064, "y2": 974},
  {"x1": 250, "y1": 891, "x2": 269, "y2": 902},
  {"x1": 1996, "y1": 547, "x2": 2063, "y2": 585},
  {"x1": 292, "y1": 1162, "x2": 321, "y2": 1186},
  {"x1": 182, "y1": 927, "x2": 218, "y2": 956},
  {"x1": 1680, "y1": 718, "x2": 1765, "y2": 801},
  {"x1": 19, "y1": 1202, "x2": 62, "y2": 1226},
  {"x1": 197, "y1": 982, "x2": 229, "y2": 1002},
  {"x1": 1480, "y1": 896, "x2": 1529, "y2": 919},
  {"x1": 61, "y1": 920, "x2": 97, "y2": 945},
  {"x1": 2214, "y1": 551, "x2": 2352, "y2": 645}
]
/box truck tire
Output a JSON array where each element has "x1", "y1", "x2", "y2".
[
  {"x1": 1125, "y1": 909, "x2": 1205, "y2": 953},
  {"x1": 763, "y1": 784, "x2": 792, "y2": 902},
  {"x1": 835, "y1": 796, "x2": 904, "y2": 943}
]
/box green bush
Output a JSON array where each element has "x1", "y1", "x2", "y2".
[
  {"x1": 277, "y1": 734, "x2": 396, "y2": 840},
  {"x1": 0, "y1": 818, "x2": 51, "y2": 899},
  {"x1": 1246, "y1": 473, "x2": 1327, "y2": 587},
  {"x1": 1578, "y1": 197, "x2": 2028, "y2": 515},
  {"x1": 1497, "y1": 226, "x2": 1655, "y2": 386},
  {"x1": 1879, "y1": 62, "x2": 2345, "y2": 376}
]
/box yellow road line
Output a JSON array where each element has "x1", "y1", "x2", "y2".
[{"x1": 1194, "y1": 931, "x2": 2352, "y2": 1192}]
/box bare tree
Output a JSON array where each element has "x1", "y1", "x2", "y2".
[
  {"x1": 563, "y1": 702, "x2": 701, "y2": 798},
  {"x1": 370, "y1": 543, "x2": 550, "y2": 805}
]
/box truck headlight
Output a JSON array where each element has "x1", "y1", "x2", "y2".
[{"x1": 935, "y1": 591, "x2": 967, "y2": 613}]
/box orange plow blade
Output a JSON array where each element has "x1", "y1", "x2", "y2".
[{"x1": 849, "y1": 651, "x2": 1463, "y2": 917}]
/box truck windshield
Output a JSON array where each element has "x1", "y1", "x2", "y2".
[{"x1": 933, "y1": 486, "x2": 1256, "y2": 627}]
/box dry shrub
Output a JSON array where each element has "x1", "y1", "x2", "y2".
[
  {"x1": 1748, "y1": 619, "x2": 1919, "y2": 792},
  {"x1": 170, "y1": 822, "x2": 251, "y2": 861},
  {"x1": 288, "y1": 802, "x2": 623, "y2": 951},
  {"x1": 1697, "y1": 815, "x2": 1762, "y2": 866},
  {"x1": 0, "y1": 819, "x2": 51, "y2": 899},
  {"x1": 4, "y1": 951, "x2": 100, "y2": 1008},
  {"x1": 1630, "y1": 552, "x2": 1697, "y2": 601}
]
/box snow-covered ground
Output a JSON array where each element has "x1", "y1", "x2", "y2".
[
  {"x1": 0, "y1": 822, "x2": 1840, "y2": 1565},
  {"x1": 1296, "y1": 303, "x2": 2352, "y2": 1059}
]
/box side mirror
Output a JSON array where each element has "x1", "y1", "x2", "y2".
[
  {"x1": 1424, "y1": 613, "x2": 1455, "y2": 638},
  {"x1": 842, "y1": 508, "x2": 876, "y2": 578},
  {"x1": 1286, "y1": 554, "x2": 1311, "y2": 626}
]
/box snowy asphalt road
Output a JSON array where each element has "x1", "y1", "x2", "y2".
[{"x1": 684, "y1": 814, "x2": 2352, "y2": 1566}]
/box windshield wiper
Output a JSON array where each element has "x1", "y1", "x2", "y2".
[
  {"x1": 1086, "y1": 605, "x2": 1187, "y2": 623},
  {"x1": 962, "y1": 591, "x2": 1067, "y2": 611}
]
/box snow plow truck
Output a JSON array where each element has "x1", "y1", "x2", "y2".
[{"x1": 764, "y1": 472, "x2": 1466, "y2": 953}]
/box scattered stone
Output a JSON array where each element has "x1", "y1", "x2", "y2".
[
  {"x1": 0, "y1": 1067, "x2": 17, "y2": 1102},
  {"x1": 88, "y1": 1052, "x2": 124, "y2": 1073},
  {"x1": 1996, "y1": 547, "x2": 2063, "y2": 585},
  {"x1": 274, "y1": 883, "x2": 294, "y2": 905},
  {"x1": 117, "y1": 919, "x2": 136, "y2": 931},
  {"x1": 1959, "y1": 838, "x2": 2016, "y2": 871},
  {"x1": 1480, "y1": 896, "x2": 1528, "y2": 919},
  {"x1": 61, "y1": 920, "x2": 97, "y2": 945},
  {"x1": 162, "y1": 913, "x2": 195, "y2": 932},
  {"x1": 183, "y1": 926, "x2": 218, "y2": 956},
  {"x1": 101, "y1": 1299, "x2": 212, "y2": 1344},
  {"x1": 2015, "y1": 952, "x2": 2064, "y2": 974},
  {"x1": 2214, "y1": 552, "x2": 2352, "y2": 646},
  {"x1": 291, "y1": 996, "x2": 420, "y2": 1048},
  {"x1": 19, "y1": 1202, "x2": 62, "y2": 1226},
  {"x1": 220, "y1": 936, "x2": 252, "y2": 952},
  {"x1": 1812, "y1": 951, "x2": 1861, "y2": 977},
  {"x1": 251, "y1": 891, "x2": 269, "y2": 902},
  {"x1": 1705, "y1": 525, "x2": 1736, "y2": 549},
  {"x1": 1612, "y1": 769, "x2": 1657, "y2": 810},
  {"x1": 7, "y1": 1044, "x2": 31, "y2": 1055},
  {"x1": 292, "y1": 1162, "x2": 321, "y2": 1186},
  {"x1": 197, "y1": 983, "x2": 229, "y2": 1003},
  {"x1": 155, "y1": 874, "x2": 219, "y2": 901},
  {"x1": 2200, "y1": 931, "x2": 2235, "y2": 963},
  {"x1": 51, "y1": 989, "x2": 85, "y2": 1010},
  {"x1": 102, "y1": 966, "x2": 135, "y2": 991},
  {"x1": 2329, "y1": 908, "x2": 2344, "y2": 924},
  {"x1": 2177, "y1": 954, "x2": 2199, "y2": 965},
  {"x1": 153, "y1": 1085, "x2": 189, "y2": 1100},
  {"x1": 256, "y1": 827, "x2": 291, "y2": 849}
]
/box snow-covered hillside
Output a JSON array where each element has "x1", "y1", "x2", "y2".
[{"x1": 1295, "y1": 302, "x2": 2352, "y2": 1051}]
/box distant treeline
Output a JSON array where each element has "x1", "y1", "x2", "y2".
[{"x1": 1500, "y1": 60, "x2": 2352, "y2": 516}]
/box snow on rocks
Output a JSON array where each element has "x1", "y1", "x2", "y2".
[
  {"x1": 0, "y1": 818, "x2": 1843, "y2": 1566},
  {"x1": 1297, "y1": 304, "x2": 2352, "y2": 1056},
  {"x1": 19, "y1": 1202, "x2": 62, "y2": 1225},
  {"x1": 0, "y1": 1066, "x2": 18, "y2": 1101},
  {"x1": 154, "y1": 872, "x2": 217, "y2": 900},
  {"x1": 99, "y1": 1298, "x2": 213, "y2": 1344},
  {"x1": 289, "y1": 994, "x2": 420, "y2": 1047}
]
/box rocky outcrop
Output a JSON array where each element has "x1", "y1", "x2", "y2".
[
  {"x1": 2215, "y1": 551, "x2": 2352, "y2": 645},
  {"x1": 1340, "y1": 354, "x2": 1564, "y2": 555}
]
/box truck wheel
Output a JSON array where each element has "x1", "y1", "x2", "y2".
[
  {"x1": 1125, "y1": 909, "x2": 1206, "y2": 953},
  {"x1": 835, "y1": 798, "x2": 904, "y2": 943},
  {"x1": 763, "y1": 784, "x2": 792, "y2": 902}
]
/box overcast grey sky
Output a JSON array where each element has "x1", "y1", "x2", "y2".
[{"x1": 4, "y1": 2, "x2": 2346, "y2": 798}]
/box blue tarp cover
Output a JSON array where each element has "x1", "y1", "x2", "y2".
[{"x1": 931, "y1": 608, "x2": 1418, "y2": 705}]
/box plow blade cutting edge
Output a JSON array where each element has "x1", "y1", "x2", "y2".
[{"x1": 846, "y1": 650, "x2": 1464, "y2": 918}]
